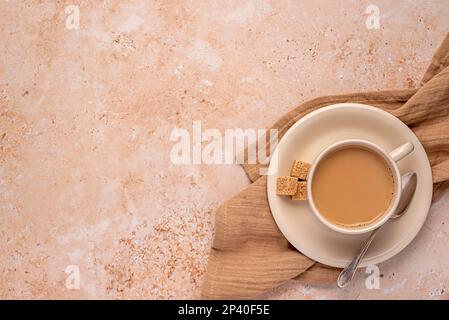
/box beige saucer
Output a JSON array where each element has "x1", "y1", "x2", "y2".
[{"x1": 267, "y1": 103, "x2": 433, "y2": 268}]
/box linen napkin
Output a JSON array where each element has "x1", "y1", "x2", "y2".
[{"x1": 202, "y1": 33, "x2": 449, "y2": 299}]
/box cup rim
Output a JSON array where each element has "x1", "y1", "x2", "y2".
[{"x1": 307, "y1": 139, "x2": 402, "y2": 235}]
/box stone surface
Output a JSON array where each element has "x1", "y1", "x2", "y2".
[{"x1": 0, "y1": 0, "x2": 448, "y2": 299}]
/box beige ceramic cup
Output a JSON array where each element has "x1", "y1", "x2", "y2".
[{"x1": 307, "y1": 139, "x2": 414, "y2": 235}]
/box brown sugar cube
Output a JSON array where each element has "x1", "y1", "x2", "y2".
[
  {"x1": 276, "y1": 176, "x2": 298, "y2": 195},
  {"x1": 292, "y1": 181, "x2": 307, "y2": 200},
  {"x1": 290, "y1": 160, "x2": 311, "y2": 180}
]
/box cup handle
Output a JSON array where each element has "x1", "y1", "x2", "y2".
[{"x1": 390, "y1": 142, "x2": 414, "y2": 162}]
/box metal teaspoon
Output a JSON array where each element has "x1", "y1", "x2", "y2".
[{"x1": 337, "y1": 172, "x2": 418, "y2": 288}]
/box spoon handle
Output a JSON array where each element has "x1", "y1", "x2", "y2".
[{"x1": 337, "y1": 228, "x2": 380, "y2": 288}]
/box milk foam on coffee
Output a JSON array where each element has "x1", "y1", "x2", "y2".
[{"x1": 312, "y1": 147, "x2": 395, "y2": 228}]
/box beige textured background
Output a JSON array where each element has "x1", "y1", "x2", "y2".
[{"x1": 1, "y1": 0, "x2": 448, "y2": 299}]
